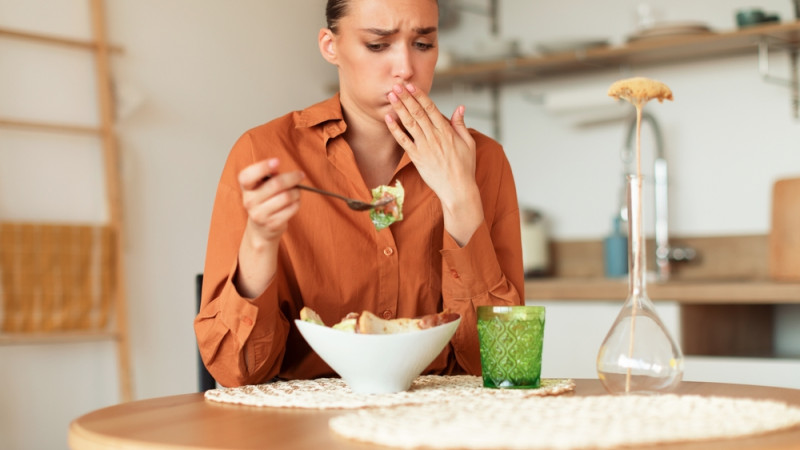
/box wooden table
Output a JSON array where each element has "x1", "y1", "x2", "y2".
[{"x1": 69, "y1": 379, "x2": 800, "y2": 449}]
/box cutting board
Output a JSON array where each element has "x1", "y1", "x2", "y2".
[{"x1": 769, "y1": 177, "x2": 800, "y2": 281}]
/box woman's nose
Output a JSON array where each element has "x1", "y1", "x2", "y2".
[{"x1": 391, "y1": 46, "x2": 414, "y2": 80}]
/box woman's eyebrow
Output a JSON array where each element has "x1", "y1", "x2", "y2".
[
  {"x1": 414, "y1": 26, "x2": 437, "y2": 35},
  {"x1": 363, "y1": 27, "x2": 398, "y2": 37},
  {"x1": 362, "y1": 26, "x2": 438, "y2": 37}
]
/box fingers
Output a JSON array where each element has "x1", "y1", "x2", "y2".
[
  {"x1": 238, "y1": 159, "x2": 304, "y2": 237},
  {"x1": 403, "y1": 83, "x2": 451, "y2": 131},
  {"x1": 238, "y1": 158, "x2": 279, "y2": 190},
  {"x1": 387, "y1": 83, "x2": 441, "y2": 141},
  {"x1": 239, "y1": 158, "x2": 304, "y2": 196},
  {"x1": 449, "y1": 105, "x2": 473, "y2": 145},
  {"x1": 384, "y1": 113, "x2": 416, "y2": 154},
  {"x1": 247, "y1": 190, "x2": 301, "y2": 230}
]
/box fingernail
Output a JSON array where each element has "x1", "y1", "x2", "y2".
[
  {"x1": 392, "y1": 84, "x2": 403, "y2": 94},
  {"x1": 385, "y1": 114, "x2": 394, "y2": 124},
  {"x1": 405, "y1": 83, "x2": 416, "y2": 93},
  {"x1": 388, "y1": 92, "x2": 399, "y2": 103}
]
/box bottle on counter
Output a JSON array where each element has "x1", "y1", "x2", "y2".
[
  {"x1": 603, "y1": 215, "x2": 628, "y2": 278},
  {"x1": 521, "y1": 208, "x2": 550, "y2": 278}
]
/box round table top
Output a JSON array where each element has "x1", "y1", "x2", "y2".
[{"x1": 68, "y1": 379, "x2": 800, "y2": 449}]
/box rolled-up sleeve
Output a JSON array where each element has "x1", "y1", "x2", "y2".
[
  {"x1": 439, "y1": 146, "x2": 525, "y2": 376},
  {"x1": 193, "y1": 135, "x2": 290, "y2": 387}
]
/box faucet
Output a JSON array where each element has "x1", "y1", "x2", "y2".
[{"x1": 622, "y1": 111, "x2": 695, "y2": 281}]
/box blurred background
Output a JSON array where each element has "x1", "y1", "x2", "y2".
[{"x1": 1, "y1": 1, "x2": 798, "y2": 448}]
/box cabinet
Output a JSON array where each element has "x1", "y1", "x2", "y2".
[
  {"x1": 525, "y1": 235, "x2": 800, "y2": 359},
  {"x1": 534, "y1": 299, "x2": 800, "y2": 389}
]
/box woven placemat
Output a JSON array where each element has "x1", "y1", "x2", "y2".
[
  {"x1": 204, "y1": 375, "x2": 574, "y2": 409},
  {"x1": 330, "y1": 394, "x2": 800, "y2": 449}
]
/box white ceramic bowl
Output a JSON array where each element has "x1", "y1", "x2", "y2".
[{"x1": 295, "y1": 316, "x2": 461, "y2": 394}]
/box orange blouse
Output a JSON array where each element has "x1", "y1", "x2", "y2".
[{"x1": 195, "y1": 95, "x2": 524, "y2": 387}]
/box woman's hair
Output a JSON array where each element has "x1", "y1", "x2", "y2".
[
  {"x1": 326, "y1": 0, "x2": 438, "y2": 33},
  {"x1": 325, "y1": 0, "x2": 349, "y2": 33}
]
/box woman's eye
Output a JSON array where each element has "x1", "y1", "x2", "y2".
[
  {"x1": 414, "y1": 42, "x2": 435, "y2": 51},
  {"x1": 366, "y1": 43, "x2": 388, "y2": 52}
]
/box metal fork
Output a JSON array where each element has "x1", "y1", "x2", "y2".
[{"x1": 260, "y1": 175, "x2": 394, "y2": 211}]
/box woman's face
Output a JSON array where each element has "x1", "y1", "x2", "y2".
[{"x1": 325, "y1": 0, "x2": 439, "y2": 123}]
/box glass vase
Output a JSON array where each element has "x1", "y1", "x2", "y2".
[{"x1": 596, "y1": 175, "x2": 684, "y2": 394}]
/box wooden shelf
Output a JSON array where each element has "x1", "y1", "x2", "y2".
[
  {"x1": 525, "y1": 277, "x2": 800, "y2": 304},
  {"x1": 433, "y1": 21, "x2": 800, "y2": 88},
  {"x1": 0, "y1": 26, "x2": 123, "y2": 53},
  {"x1": 0, "y1": 118, "x2": 103, "y2": 135},
  {"x1": 0, "y1": 330, "x2": 119, "y2": 345}
]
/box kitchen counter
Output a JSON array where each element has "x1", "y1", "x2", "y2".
[
  {"x1": 529, "y1": 234, "x2": 800, "y2": 304},
  {"x1": 525, "y1": 234, "x2": 800, "y2": 357},
  {"x1": 525, "y1": 277, "x2": 800, "y2": 303}
]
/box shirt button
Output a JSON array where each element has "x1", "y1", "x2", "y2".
[
  {"x1": 383, "y1": 247, "x2": 394, "y2": 256},
  {"x1": 242, "y1": 317, "x2": 253, "y2": 326},
  {"x1": 450, "y1": 269, "x2": 460, "y2": 279},
  {"x1": 382, "y1": 310, "x2": 393, "y2": 319}
]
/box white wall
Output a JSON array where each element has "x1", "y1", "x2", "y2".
[{"x1": 0, "y1": 1, "x2": 798, "y2": 449}]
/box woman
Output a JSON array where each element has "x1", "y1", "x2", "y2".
[{"x1": 195, "y1": 0, "x2": 524, "y2": 387}]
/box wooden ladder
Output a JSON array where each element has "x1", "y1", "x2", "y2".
[{"x1": 0, "y1": 0, "x2": 132, "y2": 402}]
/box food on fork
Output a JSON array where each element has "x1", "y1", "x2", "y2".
[
  {"x1": 299, "y1": 306, "x2": 459, "y2": 334},
  {"x1": 370, "y1": 180, "x2": 404, "y2": 230}
]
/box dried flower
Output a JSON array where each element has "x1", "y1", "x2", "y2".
[{"x1": 608, "y1": 77, "x2": 673, "y2": 105}]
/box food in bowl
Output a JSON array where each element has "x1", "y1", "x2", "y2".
[
  {"x1": 300, "y1": 306, "x2": 459, "y2": 334},
  {"x1": 295, "y1": 308, "x2": 461, "y2": 394}
]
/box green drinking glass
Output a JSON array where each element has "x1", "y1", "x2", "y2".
[{"x1": 477, "y1": 305, "x2": 546, "y2": 389}]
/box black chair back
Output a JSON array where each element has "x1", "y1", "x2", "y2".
[{"x1": 196, "y1": 273, "x2": 217, "y2": 391}]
